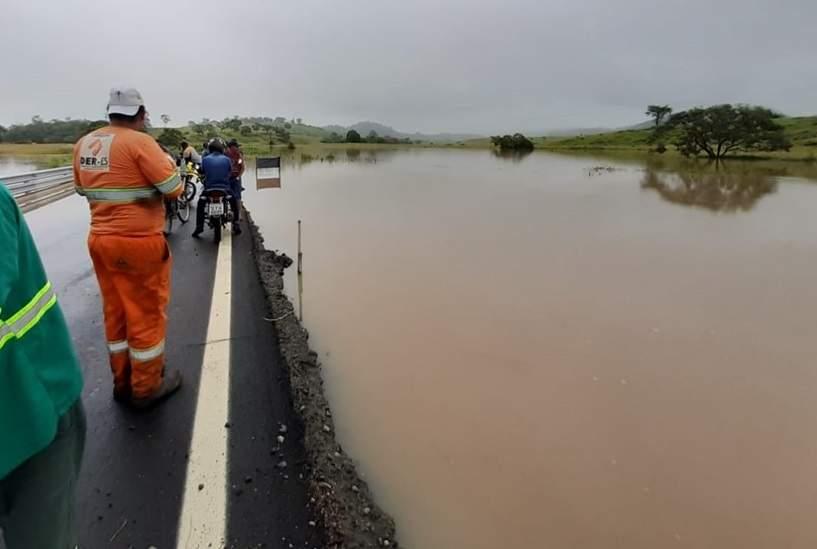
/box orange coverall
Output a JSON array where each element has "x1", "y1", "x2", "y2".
[{"x1": 73, "y1": 127, "x2": 182, "y2": 399}]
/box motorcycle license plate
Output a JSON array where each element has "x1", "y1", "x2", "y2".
[{"x1": 208, "y1": 202, "x2": 224, "y2": 216}]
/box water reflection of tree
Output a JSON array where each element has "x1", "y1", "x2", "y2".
[
  {"x1": 491, "y1": 149, "x2": 533, "y2": 163},
  {"x1": 641, "y1": 164, "x2": 777, "y2": 212}
]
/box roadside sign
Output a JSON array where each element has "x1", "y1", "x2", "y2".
[{"x1": 256, "y1": 157, "x2": 281, "y2": 189}]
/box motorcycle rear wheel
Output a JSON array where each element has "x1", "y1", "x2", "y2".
[{"x1": 213, "y1": 220, "x2": 222, "y2": 244}]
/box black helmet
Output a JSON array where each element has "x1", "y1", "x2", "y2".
[
  {"x1": 227, "y1": 138, "x2": 240, "y2": 148},
  {"x1": 207, "y1": 138, "x2": 225, "y2": 154}
]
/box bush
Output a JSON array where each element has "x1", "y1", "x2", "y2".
[
  {"x1": 321, "y1": 132, "x2": 344, "y2": 144},
  {"x1": 490, "y1": 133, "x2": 534, "y2": 151}
]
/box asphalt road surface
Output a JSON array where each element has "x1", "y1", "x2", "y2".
[{"x1": 6, "y1": 195, "x2": 319, "y2": 549}]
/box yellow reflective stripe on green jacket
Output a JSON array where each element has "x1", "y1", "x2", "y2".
[
  {"x1": 0, "y1": 282, "x2": 57, "y2": 350},
  {"x1": 154, "y1": 173, "x2": 182, "y2": 195},
  {"x1": 80, "y1": 187, "x2": 159, "y2": 202}
]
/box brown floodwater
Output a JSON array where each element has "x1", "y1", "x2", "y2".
[
  {"x1": 0, "y1": 157, "x2": 41, "y2": 176},
  {"x1": 244, "y1": 149, "x2": 817, "y2": 549}
]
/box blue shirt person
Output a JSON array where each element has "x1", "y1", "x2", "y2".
[{"x1": 193, "y1": 140, "x2": 241, "y2": 236}]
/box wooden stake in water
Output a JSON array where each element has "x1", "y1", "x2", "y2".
[
  {"x1": 298, "y1": 271, "x2": 304, "y2": 323},
  {"x1": 297, "y1": 219, "x2": 304, "y2": 322},
  {"x1": 297, "y1": 220, "x2": 303, "y2": 275}
]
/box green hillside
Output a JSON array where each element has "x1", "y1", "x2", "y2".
[
  {"x1": 149, "y1": 116, "x2": 479, "y2": 154},
  {"x1": 536, "y1": 116, "x2": 817, "y2": 160}
]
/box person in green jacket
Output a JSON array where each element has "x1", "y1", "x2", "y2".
[{"x1": 0, "y1": 183, "x2": 85, "y2": 548}]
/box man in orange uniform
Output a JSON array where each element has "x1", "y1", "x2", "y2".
[{"x1": 73, "y1": 87, "x2": 183, "y2": 408}]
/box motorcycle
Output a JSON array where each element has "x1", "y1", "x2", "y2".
[
  {"x1": 181, "y1": 162, "x2": 200, "y2": 202},
  {"x1": 202, "y1": 189, "x2": 234, "y2": 243}
]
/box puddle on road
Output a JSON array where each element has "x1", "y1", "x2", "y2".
[{"x1": 245, "y1": 149, "x2": 817, "y2": 549}]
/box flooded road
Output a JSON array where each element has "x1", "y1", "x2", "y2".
[{"x1": 244, "y1": 149, "x2": 817, "y2": 549}]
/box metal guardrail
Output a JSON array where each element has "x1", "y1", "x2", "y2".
[{"x1": 1, "y1": 166, "x2": 74, "y2": 212}]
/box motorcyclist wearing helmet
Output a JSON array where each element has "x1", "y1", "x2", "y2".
[{"x1": 192, "y1": 138, "x2": 240, "y2": 237}]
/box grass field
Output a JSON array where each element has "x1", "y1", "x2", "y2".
[
  {"x1": 0, "y1": 143, "x2": 74, "y2": 169},
  {"x1": 0, "y1": 143, "x2": 74, "y2": 155}
]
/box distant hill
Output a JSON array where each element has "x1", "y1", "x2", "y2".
[
  {"x1": 537, "y1": 119, "x2": 654, "y2": 138},
  {"x1": 323, "y1": 121, "x2": 481, "y2": 143},
  {"x1": 540, "y1": 127, "x2": 613, "y2": 137}
]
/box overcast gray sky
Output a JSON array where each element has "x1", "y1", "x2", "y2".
[{"x1": 1, "y1": 0, "x2": 815, "y2": 134}]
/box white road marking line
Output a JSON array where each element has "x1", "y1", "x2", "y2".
[{"x1": 177, "y1": 232, "x2": 232, "y2": 548}]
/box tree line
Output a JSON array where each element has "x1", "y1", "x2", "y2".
[
  {"x1": 153, "y1": 116, "x2": 306, "y2": 150},
  {"x1": 4, "y1": 107, "x2": 790, "y2": 160},
  {"x1": 0, "y1": 113, "x2": 318, "y2": 147},
  {"x1": 0, "y1": 116, "x2": 108, "y2": 144},
  {"x1": 321, "y1": 129, "x2": 415, "y2": 145}
]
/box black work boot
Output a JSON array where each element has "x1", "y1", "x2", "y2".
[
  {"x1": 113, "y1": 384, "x2": 131, "y2": 403},
  {"x1": 130, "y1": 370, "x2": 183, "y2": 410}
]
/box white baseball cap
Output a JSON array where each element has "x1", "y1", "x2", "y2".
[{"x1": 107, "y1": 87, "x2": 145, "y2": 116}]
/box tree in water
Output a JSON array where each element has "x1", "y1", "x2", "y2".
[
  {"x1": 490, "y1": 133, "x2": 534, "y2": 151},
  {"x1": 671, "y1": 105, "x2": 790, "y2": 160}
]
